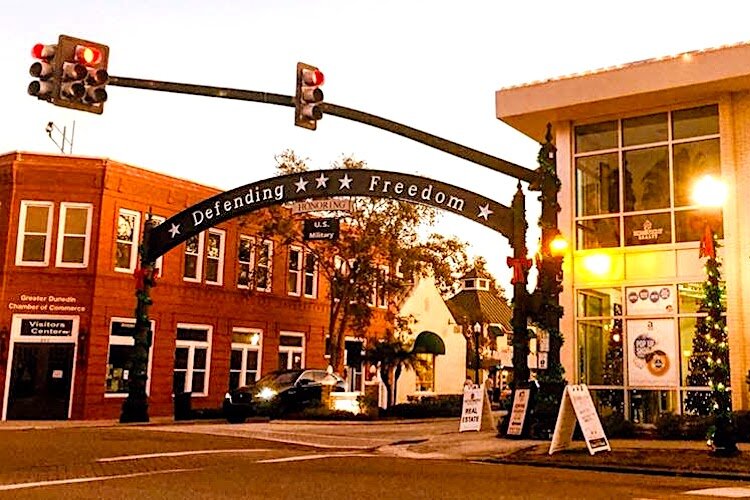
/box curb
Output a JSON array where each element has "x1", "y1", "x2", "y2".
[{"x1": 483, "y1": 457, "x2": 750, "y2": 482}]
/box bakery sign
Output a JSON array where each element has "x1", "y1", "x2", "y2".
[
  {"x1": 632, "y1": 219, "x2": 663, "y2": 242},
  {"x1": 626, "y1": 318, "x2": 679, "y2": 387}
]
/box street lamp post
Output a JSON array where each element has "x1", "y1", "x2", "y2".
[{"x1": 473, "y1": 322, "x2": 482, "y2": 385}]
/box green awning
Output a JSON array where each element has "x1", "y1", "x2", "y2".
[{"x1": 412, "y1": 331, "x2": 446, "y2": 355}]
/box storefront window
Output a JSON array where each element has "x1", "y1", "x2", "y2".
[
  {"x1": 105, "y1": 319, "x2": 154, "y2": 396},
  {"x1": 574, "y1": 104, "x2": 721, "y2": 250},
  {"x1": 415, "y1": 353, "x2": 435, "y2": 392}
]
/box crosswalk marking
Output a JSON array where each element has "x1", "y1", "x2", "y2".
[
  {"x1": 257, "y1": 452, "x2": 375, "y2": 464},
  {"x1": 684, "y1": 487, "x2": 750, "y2": 497},
  {"x1": 0, "y1": 468, "x2": 199, "y2": 491},
  {"x1": 98, "y1": 448, "x2": 270, "y2": 462}
]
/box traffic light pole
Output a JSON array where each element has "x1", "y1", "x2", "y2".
[{"x1": 108, "y1": 76, "x2": 537, "y2": 184}]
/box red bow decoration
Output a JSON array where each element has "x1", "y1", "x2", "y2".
[
  {"x1": 507, "y1": 257, "x2": 532, "y2": 285},
  {"x1": 699, "y1": 225, "x2": 715, "y2": 259}
]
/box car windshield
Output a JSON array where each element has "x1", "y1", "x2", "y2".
[{"x1": 256, "y1": 371, "x2": 301, "y2": 388}]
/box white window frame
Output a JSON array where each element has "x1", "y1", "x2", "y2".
[
  {"x1": 230, "y1": 327, "x2": 263, "y2": 388},
  {"x1": 56, "y1": 202, "x2": 93, "y2": 268},
  {"x1": 256, "y1": 239, "x2": 273, "y2": 293},
  {"x1": 205, "y1": 228, "x2": 225, "y2": 286},
  {"x1": 16, "y1": 200, "x2": 54, "y2": 266},
  {"x1": 369, "y1": 265, "x2": 389, "y2": 308},
  {"x1": 115, "y1": 209, "x2": 140, "y2": 273},
  {"x1": 287, "y1": 245, "x2": 303, "y2": 297},
  {"x1": 278, "y1": 331, "x2": 305, "y2": 370},
  {"x1": 104, "y1": 317, "x2": 155, "y2": 398},
  {"x1": 174, "y1": 323, "x2": 212, "y2": 397},
  {"x1": 149, "y1": 215, "x2": 166, "y2": 276},
  {"x1": 183, "y1": 232, "x2": 205, "y2": 283},
  {"x1": 303, "y1": 252, "x2": 318, "y2": 298},
  {"x1": 237, "y1": 235, "x2": 255, "y2": 289}
]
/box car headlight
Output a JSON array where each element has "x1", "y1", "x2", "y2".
[{"x1": 257, "y1": 387, "x2": 278, "y2": 400}]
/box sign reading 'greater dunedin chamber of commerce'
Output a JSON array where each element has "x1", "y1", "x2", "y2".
[{"x1": 147, "y1": 169, "x2": 514, "y2": 261}]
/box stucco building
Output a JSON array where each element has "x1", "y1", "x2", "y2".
[{"x1": 496, "y1": 42, "x2": 750, "y2": 421}]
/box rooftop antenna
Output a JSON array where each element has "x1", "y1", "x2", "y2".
[{"x1": 45, "y1": 120, "x2": 75, "y2": 154}]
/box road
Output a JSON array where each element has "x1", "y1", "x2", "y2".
[{"x1": 0, "y1": 424, "x2": 746, "y2": 499}]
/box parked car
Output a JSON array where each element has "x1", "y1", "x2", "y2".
[{"x1": 223, "y1": 369, "x2": 346, "y2": 423}]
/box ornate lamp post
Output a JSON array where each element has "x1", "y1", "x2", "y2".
[{"x1": 473, "y1": 322, "x2": 482, "y2": 385}]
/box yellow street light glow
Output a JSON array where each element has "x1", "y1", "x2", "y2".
[
  {"x1": 583, "y1": 253, "x2": 611, "y2": 276},
  {"x1": 692, "y1": 175, "x2": 727, "y2": 208},
  {"x1": 550, "y1": 235, "x2": 568, "y2": 256}
]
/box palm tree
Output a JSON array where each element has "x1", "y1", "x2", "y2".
[{"x1": 365, "y1": 321, "x2": 421, "y2": 408}]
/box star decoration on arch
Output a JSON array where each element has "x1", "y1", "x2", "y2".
[
  {"x1": 315, "y1": 172, "x2": 329, "y2": 188},
  {"x1": 338, "y1": 174, "x2": 353, "y2": 190},
  {"x1": 294, "y1": 177, "x2": 308, "y2": 193},
  {"x1": 168, "y1": 223, "x2": 181, "y2": 238},
  {"x1": 477, "y1": 203, "x2": 493, "y2": 220}
]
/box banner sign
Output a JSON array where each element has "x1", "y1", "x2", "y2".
[
  {"x1": 549, "y1": 384, "x2": 611, "y2": 455},
  {"x1": 625, "y1": 285, "x2": 675, "y2": 316},
  {"x1": 626, "y1": 318, "x2": 679, "y2": 387},
  {"x1": 291, "y1": 199, "x2": 352, "y2": 214},
  {"x1": 303, "y1": 218, "x2": 340, "y2": 241}
]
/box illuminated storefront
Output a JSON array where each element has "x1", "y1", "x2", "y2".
[{"x1": 496, "y1": 42, "x2": 750, "y2": 420}]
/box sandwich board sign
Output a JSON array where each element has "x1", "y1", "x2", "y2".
[
  {"x1": 459, "y1": 385, "x2": 493, "y2": 432},
  {"x1": 549, "y1": 384, "x2": 611, "y2": 455},
  {"x1": 505, "y1": 387, "x2": 532, "y2": 436}
]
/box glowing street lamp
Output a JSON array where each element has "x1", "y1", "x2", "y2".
[{"x1": 692, "y1": 175, "x2": 727, "y2": 208}]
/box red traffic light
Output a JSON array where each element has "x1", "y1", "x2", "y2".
[
  {"x1": 75, "y1": 44, "x2": 103, "y2": 65},
  {"x1": 31, "y1": 43, "x2": 55, "y2": 60},
  {"x1": 302, "y1": 68, "x2": 324, "y2": 87}
]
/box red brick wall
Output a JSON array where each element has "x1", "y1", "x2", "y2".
[{"x1": 0, "y1": 152, "x2": 389, "y2": 420}]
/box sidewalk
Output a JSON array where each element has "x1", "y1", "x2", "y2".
[{"x1": 2, "y1": 417, "x2": 749, "y2": 480}]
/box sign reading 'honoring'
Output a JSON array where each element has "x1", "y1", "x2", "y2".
[{"x1": 146, "y1": 169, "x2": 514, "y2": 261}]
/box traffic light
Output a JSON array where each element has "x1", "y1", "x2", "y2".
[
  {"x1": 294, "y1": 62, "x2": 324, "y2": 130},
  {"x1": 54, "y1": 35, "x2": 110, "y2": 114},
  {"x1": 28, "y1": 43, "x2": 57, "y2": 101}
]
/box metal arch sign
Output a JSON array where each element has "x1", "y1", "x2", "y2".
[{"x1": 146, "y1": 169, "x2": 515, "y2": 261}]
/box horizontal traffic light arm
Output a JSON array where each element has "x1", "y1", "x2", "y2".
[{"x1": 108, "y1": 75, "x2": 538, "y2": 184}]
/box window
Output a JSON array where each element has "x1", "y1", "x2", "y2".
[
  {"x1": 229, "y1": 328, "x2": 262, "y2": 390},
  {"x1": 150, "y1": 215, "x2": 166, "y2": 276},
  {"x1": 574, "y1": 104, "x2": 721, "y2": 250},
  {"x1": 415, "y1": 353, "x2": 435, "y2": 392},
  {"x1": 16, "y1": 201, "x2": 53, "y2": 266},
  {"x1": 174, "y1": 324, "x2": 212, "y2": 396},
  {"x1": 105, "y1": 318, "x2": 155, "y2": 396},
  {"x1": 115, "y1": 209, "x2": 140, "y2": 272},
  {"x1": 303, "y1": 253, "x2": 318, "y2": 298},
  {"x1": 575, "y1": 282, "x2": 726, "y2": 422},
  {"x1": 278, "y1": 332, "x2": 304, "y2": 370},
  {"x1": 183, "y1": 233, "x2": 204, "y2": 282},
  {"x1": 205, "y1": 229, "x2": 225, "y2": 285},
  {"x1": 56, "y1": 202, "x2": 92, "y2": 268},
  {"x1": 237, "y1": 235, "x2": 254, "y2": 289},
  {"x1": 256, "y1": 240, "x2": 273, "y2": 292},
  {"x1": 287, "y1": 247, "x2": 318, "y2": 298},
  {"x1": 287, "y1": 246, "x2": 303, "y2": 296}
]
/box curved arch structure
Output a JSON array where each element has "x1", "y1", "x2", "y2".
[{"x1": 147, "y1": 169, "x2": 516, "y2": 261}]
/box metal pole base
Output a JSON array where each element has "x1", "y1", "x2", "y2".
[{"x1": 120, "y1": 397, "x2": 150, "y2": 423}]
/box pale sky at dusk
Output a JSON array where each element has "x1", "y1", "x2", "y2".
[{"x1": 3, "y1": 0, "x2": 749, "y2": 289}]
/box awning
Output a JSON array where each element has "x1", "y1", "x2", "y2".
[
  {"x1": 412, "y1": 331, "x2": 446, "y2": 355},
  {"x1": 488, "y1": 325, "x2": 504, "y2": 337}
]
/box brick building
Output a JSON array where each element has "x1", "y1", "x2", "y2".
[
  {"x1": 496, "y1": 42, "x2": 750, "y2": 420},
  {"x1": 0, "y1": 152, "x2": 388, "y2": 420}
]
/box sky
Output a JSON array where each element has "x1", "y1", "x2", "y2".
[{"x1": 3, "y1": 0, "x2": 749, "y2": 290}]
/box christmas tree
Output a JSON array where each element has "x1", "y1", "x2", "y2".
[
  {"x1": 599, "y1": 318, "x2": 624, "y2": 414},
  {"x1": 686, "y1": 227, "x2": 737, "y2": 455}
]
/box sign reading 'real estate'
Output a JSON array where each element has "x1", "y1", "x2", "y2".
[
  {"x1": 549, "y1": 384, "x2": 610, "y2": 455},
  {"x1": 459, "y1": 385, "x2": 485, "y2": 432}
]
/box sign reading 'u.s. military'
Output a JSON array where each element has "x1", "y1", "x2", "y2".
[{"x1": 146, "y1": 169, "x2": 515, "y2": 261}]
